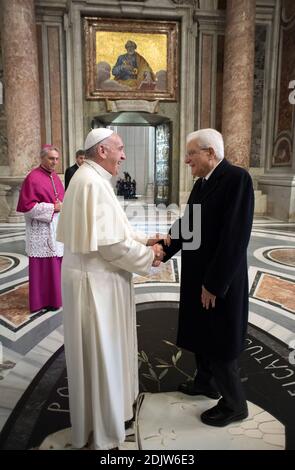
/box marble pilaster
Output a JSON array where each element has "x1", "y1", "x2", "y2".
[
  {"x1": 221, "y1": 0, "x2": 255, "y2": 168},
  {"x1": 2, "y1": 0, "x2": 41, "y2": 176}
]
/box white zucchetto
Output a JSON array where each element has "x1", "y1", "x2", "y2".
[{"x1": 84, "y1": 128, "x2": 114, "y2": 151}]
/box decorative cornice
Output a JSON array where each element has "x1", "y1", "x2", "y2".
[
  {"x1": 35, "y1": 0, "x2": 68, "y2": 8},
  {"x1": 106, "y1": 99, "x2": 159, "y2": 113},
  {"x1": 170, "y1": 0, "x2": 198, "y2": 7},
  {"x1": 258, "y1": 175, "x2": 295, "y2": 186}
]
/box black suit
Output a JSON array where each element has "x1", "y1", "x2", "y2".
[
  {"x1": 64, "y1": 163, "x2": 79, "y2": 190},
  {"x1": 164, "y1": 159, "x2": 254, "y2": 412}
]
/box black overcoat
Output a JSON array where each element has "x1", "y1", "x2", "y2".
[
  {"x1": 164, "y1": 159, "x2": 254, "y2": 360},
  {"x1": 64, "y1": 163, "x2": 79, "y2": 190}
]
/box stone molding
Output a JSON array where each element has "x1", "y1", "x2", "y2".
[{"x1": 106, "y1": 100, "x2": 159, "y2": 113}]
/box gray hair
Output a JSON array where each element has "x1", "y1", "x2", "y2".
[
  {"x1": 85, "y1": 144, "x2": 98, "y2": 159},
  {"x1": 187, "y1": 128, "x2": 224, "y2": 160},
  {"x1": 40, "y1": 145, "x2": 60, "y2": 159}
]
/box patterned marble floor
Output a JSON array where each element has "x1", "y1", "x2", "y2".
[{"x1": 0, "y1": 209, "x2": 295, "y2": 451}]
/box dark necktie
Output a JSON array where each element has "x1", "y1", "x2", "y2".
[{"x1": 200, "y1": 177, "x2": 207, "y2": 191}]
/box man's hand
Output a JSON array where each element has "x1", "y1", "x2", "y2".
[
  {"x1": 201, "y1": 285, "x2": 216, "y2": 309},
  {"x1": 151, "y1": 244, "x2": 165, "y2": 267},
  {"x1": 147, "y1": 233, "x2": 171, "y2": 247},
  {"x1": 54, "y1": 201, "x2": 62, "y2": 212}
]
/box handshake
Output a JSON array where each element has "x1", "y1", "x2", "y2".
[{"x1": 147, "y1": 234, "x2": 171, "y2": 267}]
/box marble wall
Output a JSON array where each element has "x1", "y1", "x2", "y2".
[
  {"x1": 271, "y1": 0, "x2": 295, "y2": 168},
  {"x1": 215, "y1": 35, "x2": 225, "y2": 133},
  {"x1": 0, "y1": 30, "x2": 8, "y2": 168},
  {"x1": 1, "y1": 0, "x2": 293, "y2": 219},
  {"x1": 195, "y1": 9, "x2": 225, "y2": 133},
  {"x1": 250, "y1": 25, "x2": 267, "y2": 168},
  {"x1": 200, "y1": 34, "x2": 213, "y2": 128},
  {"x1": 65, "y1": 1, "x2": 196, "y2": 208},
  {"x1": 257, "y1": 0, "x2": 295, "y2": 221},
  {"x1": 35, "y1": 17, "x2": 66, "y2": 174},
  {"x1": 196, "y1": 9, "x2": 268, "y2": 170}
]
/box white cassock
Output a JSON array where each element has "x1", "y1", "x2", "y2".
[{"x1": 56, "y1": 160, "x2": 153, "y2": 450}]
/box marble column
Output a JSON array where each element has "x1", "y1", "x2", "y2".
[
  {"x1": 2, "y1": 0, "x2": 41, "y2": 176},
  {"x1": 221, "y1": 0, "x2": 255, "y2": 168}
]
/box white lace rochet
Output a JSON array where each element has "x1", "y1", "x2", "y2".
[{"x1": 24, "y1": 202, "x2": 64, "y2": 257}]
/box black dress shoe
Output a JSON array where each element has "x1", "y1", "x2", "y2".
[
  {"x1": 178, "y1": 381, "x2": 220, "y2": 399},
  {"x1": 44, "y1": 306, "x2": 60, "y2": 312},
  {"x1": 201, "y1": 404, "x2": 248, "y2": 427}
]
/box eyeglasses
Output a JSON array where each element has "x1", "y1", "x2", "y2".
[{"x1": 185, "y1": 147, "x2": 209, "y2": 158}]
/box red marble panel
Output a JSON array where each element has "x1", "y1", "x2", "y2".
[
  {"x1": 1, "y1": 283, "x2": 30, "y2": 326},
  {"x1": 268, "y1": 248, "x2": 295, "y2": 267},
  {"x1": 201, "y1": 35, "x2": 213, "y2": 128},
  {"x1": 36, "y1": 24, "x2": 46, "y2": 148},
  {"x1": 47, "y1": 26, "x2": 63, "y2": 173},
  {"x1": 254, "y1": 274, "x2": 295, "y2": 313},
  {"x1": 0, "y1": 257, "x2": 11, "y2": 273},
  {"x1": 215, "y1": 35, "x2": 224, "y2": 132}
]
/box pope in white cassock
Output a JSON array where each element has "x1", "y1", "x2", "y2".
[{"x1": 56, "y1": 128, "x2": 164, "y2": 450}]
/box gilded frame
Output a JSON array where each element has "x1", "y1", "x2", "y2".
[{"x1": 84, "y1": 17, "x2": 179, "y2": 101}]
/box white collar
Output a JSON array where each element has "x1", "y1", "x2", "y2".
[
  {"x1": 84, "y1": 159, "x2": 112, "y2": 181},
  {"x1": 204, "y1": 159, "x2": 222, "y2": 180}
]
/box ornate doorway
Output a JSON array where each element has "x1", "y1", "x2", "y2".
[{"x1": 92, "y1": 112, "x2": 172, "y2": 205}]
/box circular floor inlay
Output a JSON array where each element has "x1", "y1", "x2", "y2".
[
  {"x1": 0, "y1": 255, "x2": 14, "y2": 274},
  {"x1": 265, "y1": 248, "x2": 295, "y2": 267},
  {"x1": 0, "y1": 252, "x2": 28, "y2": 279}
]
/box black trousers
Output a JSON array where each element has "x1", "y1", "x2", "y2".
[{"x1": 194, "y1": 354, "x2": 247, "y2": 413}]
